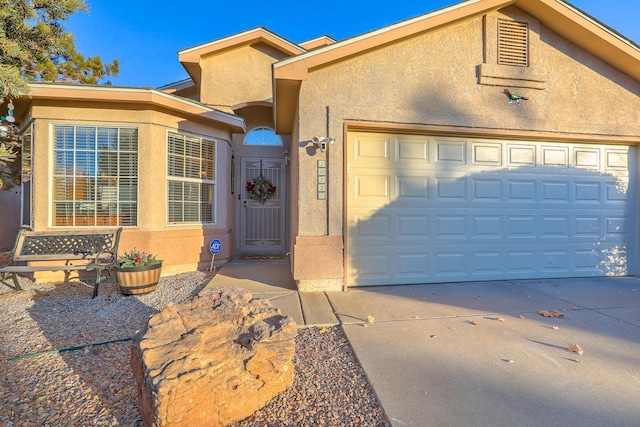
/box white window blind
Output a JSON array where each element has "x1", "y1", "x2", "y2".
[
  {"x1": 167, "y1": 132, "x2": 215, "y2": 224},
  {"x1": 498, "y1": 19, "x2": 529, "y2": 67},
  {"x1": 52, "y1": 125, "x2": 138, "y2": 227}
]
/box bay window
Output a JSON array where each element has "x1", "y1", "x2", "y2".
[
  {"x1": 52, "y1": 125, "x2": 138, "y2": 226},
  {"x1": 167, "y1": 132, "x2": 216, "y2": 224}
]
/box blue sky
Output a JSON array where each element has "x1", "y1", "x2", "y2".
[{"x1": 66, "y1": 0, "x2": 639, "y2": 88}]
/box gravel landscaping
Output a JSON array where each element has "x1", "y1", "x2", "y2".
[{"x1": 0, "y1": 272, "x2": 387, "y2": 427}]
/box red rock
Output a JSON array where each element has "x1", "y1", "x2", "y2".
[{"x1": 131, "y1": 287, "x2": 296, "y2": 427}]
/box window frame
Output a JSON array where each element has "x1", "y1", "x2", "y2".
[
  {"x1": 243, "y1": 127, "x2": 283, "y2": 146},
  {"x1": 51, "y1": 124, "x2": 139, "y2": 228},
  {"x1": 166, "y1": 130, "x2": 217, "y2": 225}
]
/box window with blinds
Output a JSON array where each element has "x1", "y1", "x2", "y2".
[
  {"x1": 52, "y1": 125, "x2": 138, "y2": 227},
  {"x1": 497, "y1": 19, "x2": 529, "y2": 67},
  {"x1": 167, "y1": 132, "x2": 216, "y2": 224}
]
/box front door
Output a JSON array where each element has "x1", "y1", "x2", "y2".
[{"x1": 239, "y1": 157, "x2": 286, "y2": 253}]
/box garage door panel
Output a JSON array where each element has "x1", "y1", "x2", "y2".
[
  {"x1": 435, "y1": 215, "x2": 467, "y2": 238},
  {"x1": 398, "y1": 177, "x2": 429, "y2": 199},
  {"x1": 508, "y1": 144, "x2": 536, "y2": 166},
  {"x1": 397, "y1": 253, "x2": 430, "y2": 277},
  {"x1": 508, "y1": 180, "x2": 536, "y2": 201},
  {"x1": 352, "y1": 134, "x2": 391, "y2": 164},
  {"x1": 605, "y1": 150, "x2": 628, "y2": 169},
  {"x1": 354, "y1": 212, "x2": 390, "y2": 237},
  {"x1": 347, "y1": 132, "x2": 636, "y2": 287},
  {"x1": 472, "y1": 142, "x2": 502, "y2": 165},
  {"x1": 435, "y1": 139, "x2": 467, "y2": 164},
  {"x1": 606, "y1": 216, "x2": 628, "y2": 235},
  {"x1": 575, "y1": 182, "x2": 601, "y2": 202},
  {"x1": 472, "y1": 216, "x2": 502, "y2": 237},
  {"x1": 435, "y1": 252, "x2": 467, "y2": 275},
  {"x1": 354, "y1": 174, "x2": 390, "y2": 200},
  {"x1": 575, "y1": 216, "x2": 601, "y2": 235},
  {"x1": 542, "y1": 250, "x2": 570, "y2": 271},
  {"x1": 540, "y1": 216, "x2": 569, "y2": 236},
  {"x1": 398, "y1": 215, "x2": 430, "y2": 237},
  {"x1": 472, "y1": 251, "x2": 502, "y2": 274},
  {"x1": 472, "y1": 179, "x2": 503, "y2": 200},
  {"x1": 541, "y1": 181, "x2": 570, "y2": 202},
  {"x1": 436, "y1": 177, "x2": 467, "y2": 200},
  {"x1": 542, "y1": 146, "x2": 570, "y2": 166},
  {"x1": 397, "y1": 136, "x2": 429, "y2": 161},
  {"x1": 606, "y1": 183, "x2": 628, "y2": 202}
]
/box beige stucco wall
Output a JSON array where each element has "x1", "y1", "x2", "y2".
[
  {"x1": 200, "y1": 43, "x2": 290, "y2": 107},
  {"x1": 26, "y1": 100, "x2": 236, "y2": 280},
  {"x1": 292, "y1": 7, "x2": 640, "y2": 289},
  {"x1": 0, "y1": 187, "x2": 21, "y2": 250}
]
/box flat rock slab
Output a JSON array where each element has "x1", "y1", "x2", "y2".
[{"x1": 131, "y1": 286, "x2": 296, "y2": 427}]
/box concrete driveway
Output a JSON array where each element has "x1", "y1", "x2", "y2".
[{"x1": 327, "y1": 277, "x2": 640, "y2": 427}]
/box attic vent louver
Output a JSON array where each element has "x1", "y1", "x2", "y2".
[{"x1": 498, "y1": 19, "x2": 528, "y2": 67}]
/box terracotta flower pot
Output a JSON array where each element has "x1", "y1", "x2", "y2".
[{"x1": 116, "y1": 262, "x2": 162, "y2": 295}]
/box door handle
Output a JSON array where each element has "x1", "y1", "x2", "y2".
[{"x1": 243, "y1": 200, "x2": 247, "y2": 209}]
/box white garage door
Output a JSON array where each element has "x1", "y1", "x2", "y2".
[{"x1": 346, "y1": 132, "x2": 636, "y2": 287}]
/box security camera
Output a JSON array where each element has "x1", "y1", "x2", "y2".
[
  {"x1": 312, "y1": 136, "x2": 336, "y2": 152},
  {"x1": 312, "y1": 136, "x2": 327, "y2": 152}
]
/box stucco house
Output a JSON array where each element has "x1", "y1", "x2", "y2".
[{"x1": 4, "y1": 0, "x2": 640, "y2": 291}]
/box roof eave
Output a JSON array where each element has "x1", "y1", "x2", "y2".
[
  {"x1": 23, "y1": 83, "x2": 246, "y2": 133},
  {"x1": 517, "y1": 0, "x2": 640, "y2": 81}
]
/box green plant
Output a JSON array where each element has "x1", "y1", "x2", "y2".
[{"x1": 118, "y1": 248, "x2": 161, "y2": 268}]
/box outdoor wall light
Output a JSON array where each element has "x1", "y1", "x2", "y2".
[
  {"x1": 283, "y1": 150, "x2": 290, "y2": 165},
  {"x1": 312, "y1": 136, "x2": 335, "y2": 152}
]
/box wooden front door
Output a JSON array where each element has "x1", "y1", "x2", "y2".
[{"x1": 239, "y1": 157, "x2": 286, "y2": 253}]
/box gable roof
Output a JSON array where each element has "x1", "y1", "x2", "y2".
[
  {"x1": 273, "y1": 0, "x2": 640, "y2": 133},
  {"x1": 179, "y1": 27, "x2": 306, "y2": 86}
]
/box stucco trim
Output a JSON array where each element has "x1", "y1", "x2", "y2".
[
  {"x1": 179, "y1": 27, "x2": 305, "y2": 62},
  {"x1": 158, "y1": 78, "x2": 195, "y2": 94},
  {"x1": 299, "y1": 35, "x2": 338, "y2": 51},
  {"x1": 22, "y1": 83, "x2": 246, "y2": 133},
  {"x1": 343, "y1": 120, "x2": 640, "y2": 145}
]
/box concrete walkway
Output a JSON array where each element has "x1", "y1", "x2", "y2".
[{"x1": 210, "y1": 259, "x2": 640, "y2": 427}]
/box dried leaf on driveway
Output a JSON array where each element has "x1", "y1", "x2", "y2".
[
  {"x1": 539, "y1": 309, "x2": 564, "y2": 318},
  {"x1": 568, "y1": 343, "x2": 584, "y2": 355},
  {"x1": 366, "y1": 315, "x2": 374, "y2": 323},
  {"x1": 468, "y1": 319, "x2": 478, "y2": 325}
]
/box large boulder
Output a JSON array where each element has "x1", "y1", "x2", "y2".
[{"x1": 131, "y1": 286, "x2": 297, "y2": 427}]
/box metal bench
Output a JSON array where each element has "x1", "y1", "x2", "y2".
[{"x1": 0, "y1": 228, "x2": 122, "y2": 298}]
